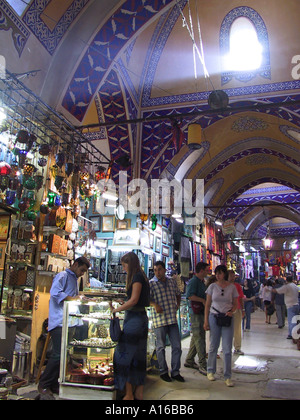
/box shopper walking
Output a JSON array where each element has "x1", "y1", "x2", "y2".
[
  {"x1": 150, "y1": 261, "x2": 184, "y2": 383},
  {"x1": 242, "y1": 279, "x2": 256, "y2": 331},
  {"x1": 112, "y1": 252, "x2": 150, "y2": 400},
  {"x1": 204, "y1": 265, "x2": 238, "y2": 387},
  {"x1": 38, "y1": 257, "x2": 90, "y2": 396},
  {"x1": 262, "y1": 280, "x2": 274, "y2": 324},
  {"x1": 228, "y1": 270, "x2": 245, "y2": 354},
  {"x1": 273, "y1": 276, "x2": 300, "y2": 339},
  {"x1": 272, "y1": 278, "x2": 286, "y2": 329},
  {"x1": 184, "y1": 262, "x2": 209, "y2": 375}
]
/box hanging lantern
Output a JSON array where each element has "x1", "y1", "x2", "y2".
[
  {"x1": 25, "y1": 210, "x2": 37, "y2": 222},
  {"x1": 187, "y1": 123, "x2": 202, "y2": 150},
  {"x1": 26, "y1": 134, "x2": 36, "y2": 152},
  {"x1": 17, "y1": 149, "x2": 28, "y2": 168},
  {"x1": 5, "y1": 190, "x2": 16, "y2": 206},
  {"x1": 16, "y1": 130, "x2": 29, "y2": 144},
  {"x1": 55, "y1": 152, "x2": 65, "y2": 168},
  {"x1": 0, "y1": 162, "x2": 11, "y2": 176},
  {"x1": 39, "y1": 144, "x2": 51, "y2": 156},
  {"x1": 140, "y1": 214, "x2": 148, "y2": 223},
  {"x1": 54, "y1": 175, "x2": 64, "y2": 190},
  {"x1": 38, "y1": 157, "x2": 47, "y2": 168},
  {"x1": 95, "y1": 166, "x2": 106, "y2": 182},
  {"x1": 18, "y1": 197, "x2": 31, "y2": 213},
  {"x1": 34, "y1": 174, "x2": 44, "y2": 191},
  {"x1": 23, "y1": 164, "x2": 36, "y2": 178},
  {"x1": 8, "y1": 177, "x2": 20, "y2": 191},
  {"x1": 0, "y1": 176, "x2": 9, "y2": 192},
  {"x1": 47, "y1": 192, "x2": 56, "y2": 207},
  {"x1": 23, "y1": 177, "x2": 36, "y2": 191},
  {"x1": 55, "y1": 195, "x2": 62, "y2": 207},
  {"x1": 10, "y1": 159, "x2": 19, "y2": 176},
  {"x1": 208, "y1": 90, "x2": 229, "y2": 110},
  {"x1": 79, "y1": 170, "x2": 89, "y2": 182},
  {"x1": 40, "y1": 203, "x2": 50, "y2": 215},
  {"x1": 24, "y1": 190, "x2": 35, "y2": 208},
  {"x1": 151, "y1": 214, "x2": 158, "y2": 231}
]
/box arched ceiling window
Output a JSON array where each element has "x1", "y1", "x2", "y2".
[
  {"x1": 224, "y1": 18, "x2": 263, "y2": 72},
  {"x1": 220, "y1": 7, "x2": 271, "y2": 85},
  {"x1": 6, "y1": 0, "x2": 28, "y2": 16}
]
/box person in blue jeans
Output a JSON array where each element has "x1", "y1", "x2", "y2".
[
  {"x1": 150, "y1": 261, "x2": 184, "y2": 383},
  {"x1": 242, "y1": 279, "x2": 256, "y2": 331},
  {"x1": 204, "y1": 265, "x2": 238, "y2": 387}
]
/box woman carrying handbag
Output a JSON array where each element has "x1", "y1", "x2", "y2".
[
  {"x1": 204, "y1": 265, "x2": 238, "y2": 387},
  {"x1": 110, "y1": 252, "x2": 150, "y2": 400}
]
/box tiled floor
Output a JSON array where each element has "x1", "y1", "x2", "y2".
[
  {"x1": 16, "y1": 309, "x2": 300, "y2": 400},
  {"x1": 142, "y1": 309, "x2": 300, "y2": 400}
]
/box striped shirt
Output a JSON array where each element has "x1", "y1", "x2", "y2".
[{"x1": 150, "y1": 277, "x2": 181, "y2": 329}]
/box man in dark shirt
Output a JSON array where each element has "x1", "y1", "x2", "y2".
[{"x1": 184, "y1": 262, "x2": 209, "y2": 375}]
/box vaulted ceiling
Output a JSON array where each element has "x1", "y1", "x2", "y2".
[{"x1": 1, "y1": 0, "x2": 300, "y2": 248}]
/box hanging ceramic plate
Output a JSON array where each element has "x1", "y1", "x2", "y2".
[{"x1": 116, "y1": 204, "x2": 125, "y2": 220}]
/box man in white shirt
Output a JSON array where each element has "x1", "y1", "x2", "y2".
[{"x1": 273, "y1": 276, "x2": 300, "y2": 339}]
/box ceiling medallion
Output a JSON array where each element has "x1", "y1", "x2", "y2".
[{"x1": 232, "y1": 116, "x2": 269, "y2": 132}]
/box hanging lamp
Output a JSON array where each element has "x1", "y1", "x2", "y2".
[{"x1": 187, "y1": 123, "x2": 202, "y2": 149}]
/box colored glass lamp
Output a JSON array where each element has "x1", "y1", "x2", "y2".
[
  {"x1": 38, "y1": 157, "x2": 48, "y2": 167},
  {"x1": 0, "y1": 176, "x2": 9, "y2": 192},
  {"x1": 47, "y1": 192, "x2": 56, "y2": 207},
  {"x1": 23, "y1": 163, "x2": 36, "y2": 178},
  {"x1": 0, "y1": 162, "x2": 11, "y2": 176},
  {"x1": 5, "y1": 190, "x2": 16, "y2": 206},
  {"x1": 16, "y1": 130, "x2": 29, "y2": 144}
]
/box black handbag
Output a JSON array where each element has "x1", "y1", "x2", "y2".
[
  {"x1": 109, "y1": 314, "x2": 122, "y2": 342},
  {"x1": 212, "y1": 307, "x2": 232, "y2": 327}
]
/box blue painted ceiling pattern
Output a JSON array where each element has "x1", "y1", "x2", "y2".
[
  {"x1": 23, "y1": 0, "x2": 90, "y2": 55},
  {"x1": 62, "y1": 0, "x2": 175, "y2": 122},
  {"x1": 98, "y1": 69, "x2": 133, "y2": 182},
  {"x1": 220, "y1": 191, "x2": 300, "y2": 222},
  {"x1": 25, "y1": 1, "x2": 297, "y2": 241},
  {"x1": 217, "y1": 177, "x2": 300, "y2": 219}
]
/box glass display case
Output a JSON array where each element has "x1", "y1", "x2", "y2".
[
  {"x1": 59, "y1": 295, "x2": 157, "y2": 400},
  {"x1": 59, "y1": 298, "x2": 123, "y2": 400}
]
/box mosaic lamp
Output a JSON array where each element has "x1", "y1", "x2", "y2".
[
  {"x1": 16, "y1": 130, "x2": 29, "y2": 144},
  {"x1": 0, "y1": 162, "x2": 11, "y2": 176},
  {"x1": 6, "y1": 190, "x2": 16, "y2": 206}
]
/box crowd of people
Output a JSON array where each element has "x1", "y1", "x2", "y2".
[{"x1": 38, "y1": 252, "x2": 300, "y2": 400}]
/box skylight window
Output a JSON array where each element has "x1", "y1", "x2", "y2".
[
  {"x1": 224, "y1": 17, "x2": 263, "y2": 72},
  {"x1": 6, "y1": 0, "x2": 28, "y2": 16}
]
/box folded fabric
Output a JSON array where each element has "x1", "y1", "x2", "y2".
[{"x1": 180, "y1": 236, "x2": 191, "y2": 260}]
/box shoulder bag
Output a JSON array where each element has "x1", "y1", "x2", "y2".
[
  {"x1": 109, "y1": 314, "x2": 122, "y2": 342},
  {"x1": 191, "y1": 300, "x2": 205, "y2": 314},
  {"x1": 212, "y1": 307, "x2": 232, "y2": 327}
]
